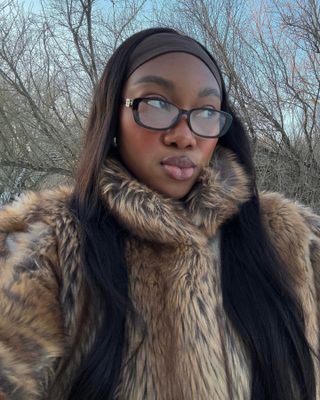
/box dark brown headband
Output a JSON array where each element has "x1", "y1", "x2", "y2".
[{"x1": 126, "y1": 32, "x2": 222, "y2": 92}]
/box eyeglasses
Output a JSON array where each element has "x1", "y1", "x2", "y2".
[{"x1": 123, "y1": 97, "x2": 233, "y2": 138}]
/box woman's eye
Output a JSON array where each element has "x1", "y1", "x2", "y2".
[
  {"x1": 146, "y1": 99, "x2": 171, "y2": 111},
  {"x1": 197, "y1": 109, "x2": 216, "y2": 119}
]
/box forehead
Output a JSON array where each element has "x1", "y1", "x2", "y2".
[{"x1": 125, "y1": 52, "x2": 220, "y2": 98}]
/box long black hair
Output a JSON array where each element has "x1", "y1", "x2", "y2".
[{"x1": 68, "y1": 27, "x2": 315, "y2": 399}]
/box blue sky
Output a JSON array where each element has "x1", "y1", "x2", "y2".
[{"x1": 23, "y1": 0, "x2": 154, "y2": 11}]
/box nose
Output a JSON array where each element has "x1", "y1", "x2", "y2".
[{"x1": 162, "y1": 115, "x2": 197, "y2": 149}]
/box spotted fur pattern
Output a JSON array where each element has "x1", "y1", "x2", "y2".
[{"x1": 0, "y1": 147, "x2": 319, "y2": 399}]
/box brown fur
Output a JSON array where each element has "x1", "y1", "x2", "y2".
[{"x1": 0, "y1": 147, "x2": 319, "y2": 399}]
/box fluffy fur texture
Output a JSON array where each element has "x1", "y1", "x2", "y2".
[{"x1": 0, "y1": 147, "x2": 319, "y2": 399}]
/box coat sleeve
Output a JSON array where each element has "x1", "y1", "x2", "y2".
[
  {"x1": 0, "y1": 202, "x2": 66, "y2": 399},
  {"x1": 260, "y1": 192, "x2": 320, "y2": 359},
  {"x1": 298, "y1": 205, "x2": 320, "y2": 304}
]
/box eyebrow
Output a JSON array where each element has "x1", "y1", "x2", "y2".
[
  {"x1": 134, "y1": 75, "x2": 221, "y2": 99},
  {"x1": 134, "y1": 75, "x2": 174, "y2": 89},
  {"x1": 198, "y1": 87, "x2": 221, "y2": 99}
]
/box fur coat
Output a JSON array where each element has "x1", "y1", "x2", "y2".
[{"x1": 0, "y1": 147, "x2": 319, "y2": 399}]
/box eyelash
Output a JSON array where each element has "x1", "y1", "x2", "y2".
[{"x1": 143, "y1": 93, "x2": 168, "y2": 100}]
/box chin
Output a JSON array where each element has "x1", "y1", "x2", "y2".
[{"x1": 155, "y1": 185, "x2": 192, "y2": 200}]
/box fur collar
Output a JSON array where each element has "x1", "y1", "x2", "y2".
[{"x1": 99, "y1": 147, "x2": 251, "y2": 244}]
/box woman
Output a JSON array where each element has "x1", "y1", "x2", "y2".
[{"x1": 0, "y1": 27, "x2": 319, "y2": 400}]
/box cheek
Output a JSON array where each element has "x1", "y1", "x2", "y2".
[
  {"x1": 119, "y1": 108, "x2": 132, "y2": 140},
  {"x1": 119, "y1": 110, "x2": 138, "y2": 152},
  {"x1": 199, "y1": 139, "x2": 218, "y2": 164},
  {"x1": 119, "y1": 110, "x2": 160, "y2": 160}
]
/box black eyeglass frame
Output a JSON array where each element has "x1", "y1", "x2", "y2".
[{"x1": 123, "y1": 97, "x2": 233, "y2": 139}]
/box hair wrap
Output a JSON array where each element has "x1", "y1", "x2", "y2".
[{"x1": 126, "y1": 32, "x2": 222, "y2": 92}]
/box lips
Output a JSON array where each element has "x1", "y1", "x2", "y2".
[
  {"x1": 161, "y1": 156, "x2": 197, "y2": 181},
  {"x1": 161, "y1": 156, "x2": 196, "y2": 168}
]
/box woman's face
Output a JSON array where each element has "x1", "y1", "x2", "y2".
[{"x1": 119, "y1": 52, "x2": 220, "y2": 199}]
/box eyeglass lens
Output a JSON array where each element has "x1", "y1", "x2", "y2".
[{"x1": 137, "y1": 98, "x2": 226, "y2": 137}]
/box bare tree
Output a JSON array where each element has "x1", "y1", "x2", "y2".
[
  {"x1": 1, "y1": 0, "x2": 319, "y2": 210},
  {"x1": 273, "y1": 0, "x2": 320, "y2": 53},
  {"x1": 151, "y1": 0, "x2": 320, "y2": 210},
  {"x1": 0, "y1": 0, "x2": 147, "y2": 201},
  {"x1": 242, "y1": 1, "x2": 320, "y2": 208}
]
